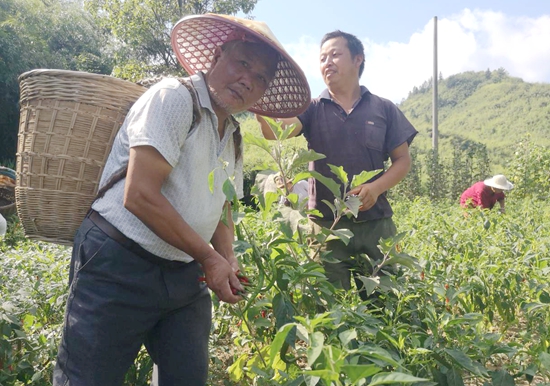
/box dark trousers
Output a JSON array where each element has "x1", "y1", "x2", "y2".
[
  {"x1": 311, "y1": 217, "x2": 397, "y2": 301},
  {"x1": 53, "y1": 216, "x2": 212, "y2": 386}
]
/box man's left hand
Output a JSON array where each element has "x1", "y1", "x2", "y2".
[{"x1": 224, "y1": 254, "x2": 240, "y2": 272}]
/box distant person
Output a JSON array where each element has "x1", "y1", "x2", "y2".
[
  {"x1": 256, "y1": 30, "x2": 417, "y2": 300},
  {"x1": 460, "y1": 174, "x2": 514, "y2": 214},
  {"x1": 275, "y1": 173, "x2": 309, "y2": 206}
]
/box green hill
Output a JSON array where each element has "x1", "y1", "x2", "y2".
[{"x1": 399, "y1": 68, "x2": 550, "y2": 172}]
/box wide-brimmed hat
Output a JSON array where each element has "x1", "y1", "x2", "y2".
[
  {"x1": 484, "y1": 174, "x2": 514, "y2": 190},
  {"x1": 171, "y1": 13, "x2": 311, "y2": 118},
  {"x1": 274, "y1": 172, "x2": 292, "y2": 189}
]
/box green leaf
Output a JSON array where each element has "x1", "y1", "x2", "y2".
[
  {"x1": 228, "y1": 353, "x2": 248, "y2": 381},
  {"x1": 260, "y1": 191, "x2": 279, "y2": 220},
  {"x1": 444, "y1": 348, "x2": 484, "y2": 376},
  {"x1": 328, "y1": 164, "x2": 348, "y2": 185},
  {"x1": 303, "y1": 369, "x2": 340, "y2": 383},
  {"x1": 328, "y1": 228, "x2": 354, "y2": 246},
  {"x1": 341, "y1": 364, "x2": 381, "y2": 383},
  {"x1": 244, "y1": 131, "x2": 272, "y2": 154},
  {"x1": 295, "y1": 170, "x2": 341, "y2": 198},
  {"x1": 355, "y1": 345, "x2": 401, "y2": 369},
  {"x1": 303, "y1": 374, "x2": 321, "y2": 386},
  {"x1": 261, "y1": 116, "x2": 294, "y2": 140},
  {"x1": 384, "y1": 253, "x2": 419, "y2": 270},
  {"x1": 539, "y1": 291, "x2": 550, "y2": 303},
  {"x1": 490, "y1": 369, "x2": 515, "y2": 386},
  {"x1": 338, "y1": 329, "x2": 357, "y2": 347},
  {"x1": 368, "y1": 371, "x2": 429, "y2": 385},
  {"x1": 356, "y1": 276, "x2": 380, "y2": 296},
  {"x1": 344, "y1": 195, "x2": 361, "y2": 217},
  {"x1": 289, "y1": 148, "x2": 326, "y2": 171},
  {"x1": 208, "y1": 170, "x2": 215, "y2": 194},
  {"x1": 31, "y1": 372, "x2": 43, "y2": 382},
  {"x1": 308, "y1": 331, "x2": 325, "y2": 366},
  {"x1": 351, "y1": 169, "x2": 383, "y2": 189},
  {"x1": 222, "y1": 178, "x2": 236, "y2": 202},
  {"x1": 539, "y1": 352, "x2": 550, "y2": 371},
  {"x1": 273, "y1": 293, "x2": 294, "y2": 329},
  {"x1": 269, "y1": 323, "x2": 296, "y2": 366},
  {"x1": 446, "y1": 368, "x2": 464, "y2": 386}
]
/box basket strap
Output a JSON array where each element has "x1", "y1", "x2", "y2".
[{"x1": 94, "y1": 79, "x2": 200, "y2": 202}]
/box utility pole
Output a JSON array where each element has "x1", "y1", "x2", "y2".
[{"x1": 432, "y1": 16, "x2": 439, "y2": 152}]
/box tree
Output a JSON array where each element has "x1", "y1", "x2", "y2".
[
  {"x1": 84, "y1": 0, "x2": 259, "y2": 81},
  {"x1": 0, "y1": 0, "x2": 112, "y2": 162}
]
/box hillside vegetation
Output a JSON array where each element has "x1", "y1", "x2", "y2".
[{"x1": 399, "y1": 69, "x2": 550, "y2": 171}]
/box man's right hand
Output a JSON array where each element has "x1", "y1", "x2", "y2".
[{"x1": 201, "y1": 252, "x2": 243, "y2": 304}]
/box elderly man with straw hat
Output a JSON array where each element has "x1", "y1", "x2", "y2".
[
  {"x1": 53, "y1": 14, "x2": 309, "y2": 386},
  {"x1": 460, "y1": 174, "x2": 514, "y2": 214}
]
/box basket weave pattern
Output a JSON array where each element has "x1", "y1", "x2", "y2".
[{"x1": 17, "y1": 69, "x2": 145, "y2": 244}]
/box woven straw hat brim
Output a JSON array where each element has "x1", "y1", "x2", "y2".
[
  {"x1": 171, "y1": 14, "x2": 311, "y2": 118},
  {"x1": 484, "y1": 176, "x2": 514, "y2": 190}
]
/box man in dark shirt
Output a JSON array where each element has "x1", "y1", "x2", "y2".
[{"x1": 256, "y1": 30, "x2": 417, "y2": 300}]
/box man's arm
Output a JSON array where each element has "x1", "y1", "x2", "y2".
[
  {"x1": 347, "y1": 142, "x2": 412, "y2": 211},
  {"x1": 210, "y1": 202, "x2": 239, "y2": 271},
  {"x1": 255, "y1": 114, "x2": 303, "y2": 140},
  {"x1": 124, "y1": 145, "x2": 242, "y2": 303},
  {"x1": 498, "y1": 199, "x2": 506, "y2": 213}
]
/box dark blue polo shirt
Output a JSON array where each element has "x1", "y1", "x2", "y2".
[{"x1": 298, "y1": 86, "x2": 417, "y2": 221}]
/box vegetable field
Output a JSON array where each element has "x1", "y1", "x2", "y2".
[
  {"x1": 2, "y1": 128, "x2": 550, "y2": 385},
  {"x1": 2, "y1": 196, "x2": 550, "y2": 385}
]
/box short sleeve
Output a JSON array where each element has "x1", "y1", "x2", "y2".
[
  {"x1": 384, "y1": 102, "x2": 418, "y2": 154},
  {"x1": 126, "y1": 80, "x2": 194, "y2": 167}
]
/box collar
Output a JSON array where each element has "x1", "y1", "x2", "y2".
[
  {"x1": 189, "y1": 72, "x2": 239, "y2": 135},
  {"x1": 189, "y1": 72, "x2": 215, "y2": 115},
  {"x1": 319, "y1": 85, "x2": 371, "y2": 101}
]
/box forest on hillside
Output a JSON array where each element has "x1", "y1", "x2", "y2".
[
  {"x1": 0, "y1": 0, "x2": 258, "y2": 162},
  {"x1": 399, "y1": 69, "x2": 550, "y2": 172}
]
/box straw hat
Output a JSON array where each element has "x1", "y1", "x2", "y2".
[
  {"x1": 171, "y1": 13, "x2": 311, "y2": 118},
  {"x1": 484, "y1": 174, "x2": 514, "y2": 190},
  {"x1": 274, "y1": 172, "x2": 291, "y2": 189}
]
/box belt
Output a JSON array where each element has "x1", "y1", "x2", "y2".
[{"x1": 88, "y1": 209, "x2": 187, "y2": 268}]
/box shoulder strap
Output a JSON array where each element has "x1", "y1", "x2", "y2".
[{"x1": 94, "y1": 78, "x2": 201, "y2": 201}]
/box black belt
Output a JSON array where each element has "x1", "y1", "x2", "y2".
[{"x1": 88, "y1": 209, "x2": 187, "y2": 268}]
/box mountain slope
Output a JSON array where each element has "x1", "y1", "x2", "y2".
[{"x1": 399, "y1": 69, "x2": 550, "y2": 171}]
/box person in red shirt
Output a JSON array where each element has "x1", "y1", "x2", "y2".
[{"x1": 460, "y1": 174, "x2": 514, "y2": 213}]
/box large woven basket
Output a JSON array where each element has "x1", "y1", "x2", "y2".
[{"x1": 17, "y1": 69, "x2": 146, "y2": 245}]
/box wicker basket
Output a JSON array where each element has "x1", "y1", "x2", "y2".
[
  {"x1": 0, "y1": 167, "x2": 17, "y2": 217},
  {"x1": 16, "y1": 69, "x2": 146, "y2": 245}
]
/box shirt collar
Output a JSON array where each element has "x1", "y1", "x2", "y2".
[
  {"x1": 189, "y1": 72, "x2": 239, "y2": 135},
  {"x1": 319, "y1": 85, "x2": 371, "y2": 101},
  {"x1": 189, "y1": 72, "x2": 215, "y2": 115}
]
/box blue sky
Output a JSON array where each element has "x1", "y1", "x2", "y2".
[{"x1": 239, "y1": 0, "x2": 550, "y2": 102}]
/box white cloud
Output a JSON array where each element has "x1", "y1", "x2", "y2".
[{"x1": 285, "y1": 9, "x2": 550, "y2": 103}]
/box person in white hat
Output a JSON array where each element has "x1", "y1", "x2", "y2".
[
  {"x1": 460, "y1": 174, "x2": 514, "y2": 214},
  {"x1": 274, "y1": 172, "x2": 309, "y2": 206},
  {"x1": 53, "y1": 13, "x2": 310, "y2": 386}
]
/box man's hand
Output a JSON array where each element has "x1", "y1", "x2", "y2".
[
  {"x1": 347, "y1": 183, "x2": 381, "y2": 211},
  {"x1": 224, "y1": 254, "x2": 240, "y2": 272},
  {"x1": 201, "y1": 252, "x2": 243, "y2": 304}
]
